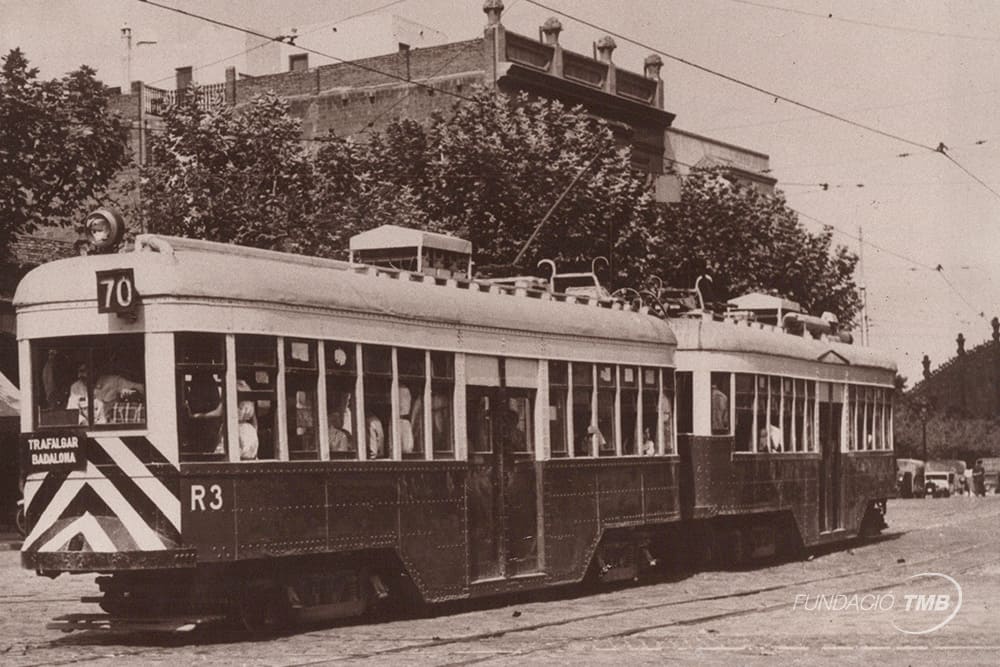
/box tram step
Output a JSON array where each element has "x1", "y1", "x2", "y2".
[{"x1": 47, "y1": 613, "x2": 225, "y2": 633}]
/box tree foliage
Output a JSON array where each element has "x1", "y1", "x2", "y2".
[
  {"x1": 651, "y1": 169, "x2": 862, "y2": 324},
  {"x1": 0, "y1": 48, "x2": 128, "y2": 252}
]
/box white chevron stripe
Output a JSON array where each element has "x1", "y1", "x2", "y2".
[
  {"x1": 86, "y1": 468, "x2": 166, "y2": 550},
  {"x1": 22, "y1": 475, "x2": 86, "y2": 550},
  {"x1": 39, "y1": 512, "x2": 116, "y2": 553},
  {"x1": 96, "y1": 437, "x2": 180, "y2": 530}
]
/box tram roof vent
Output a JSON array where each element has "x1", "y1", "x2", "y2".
[{"x1": 349, "y1": 225, "x2": 472, "y2": 279}]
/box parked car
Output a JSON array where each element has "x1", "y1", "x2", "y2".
[{"x1": 925, "y1": 471, "x2": 955, "y2": 498}]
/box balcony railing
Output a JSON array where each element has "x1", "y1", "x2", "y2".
[{"x1": 143, "y1": 82, "x2": 227, "y2": 116}]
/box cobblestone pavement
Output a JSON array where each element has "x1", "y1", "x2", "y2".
[{"x1": 2, "y1": 496, "x2": 999, "y2": 666}]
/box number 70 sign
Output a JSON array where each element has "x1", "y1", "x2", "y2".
[{"x1": 96, "y1": 269, "x2": 138, "y2": 315}]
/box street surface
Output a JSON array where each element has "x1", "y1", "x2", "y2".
[{"x1": 2, "y1": 496, "x2": 999, "y2": 666}]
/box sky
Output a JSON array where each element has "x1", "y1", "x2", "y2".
[{"x1": 3, "y1": 0, "x2": 1000, "y2": 384}]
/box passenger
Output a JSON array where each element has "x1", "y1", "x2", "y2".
[
  {"x1": 93, "y1": 372, "x2": 145, "y2": 424},
  {"x1": 183, "y1": 371, "x2": 224, "y2": 454},
  {"x1": 328, "y1": 404, "x2": 354, "y2": 453},
  {"x1": 237, "y1": 380, "x2": 258, "y2": 460},
  {"x1": 66, "y1": 363, "x2": 91, "y2": 425},
  {"x1": 972, "y1": 460, "x2": 986, "y2": 497},
  {"x1": 711, "y1": 383, "x2": 729, "y2": 433},
  {"x1": 42, "y1": 349, "x2": 61, "y2": 408},
  {"x1": 642, "y1": 428, "x2": 656, "y2": 455},
  {"x1": 398, "y1": 385, "x2": 414, "y2": 454},
  {"x1": 586, "y1": 425, "x2": 606, "y2": 454},
  {"x1": 366, "y1": 414, "x2": 385, "y2": 459}
]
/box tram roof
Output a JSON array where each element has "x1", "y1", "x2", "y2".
[
  {"x1": 14, "y1": 235, "x2": 676, "y2": 353},
  {"x1": 670, "y1": 315, "x2": 896, "y2": 372}
]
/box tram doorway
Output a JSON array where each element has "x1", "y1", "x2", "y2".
[
  {"x1": 818, "y1": 383, "x2": 842, "y2": 533},
  {"x1": 466, "y1": 385, "x2": 540, "y2": 581}
]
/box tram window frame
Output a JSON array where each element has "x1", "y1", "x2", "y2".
[
  {"x1": 175, "y1": 333, "x2": 227, "y2": 461},
  {"x1": 236, "y1": 334, "x2": 277, "y2": 461},
  {"x1": 504, "y1": 390, "x2": 535, "y2": 455},
  {"x1": 325, "y1": 340, "x2": 358, "y2": 459},
  {"x1": 675, "y1": 371, "x2": 693, "y2": 435},
  {"x1": 571, "y1": 362, "x2": 594, "y2": 457},
  {"x1": 793, "y1": 379, "x2": 806, "y2": 452},
  {"x1": 754, "y1": 375, "x2": 768, "y2": 453},
  {"x1": 397, "y1": 347, "x2": 426, "y2": 459},
  {"x1": 661, "y1": 369, "x2": 676, "y2": 455},
  {"x1": 32, "y1": 335, "x2": 147, "y2": 430},
  {"x1": 710, "y1": 372, "x2": 731, "y2": 436},
  {"x1": 548, "y1": 361, "x2": 569, "y2": 458},
  {"x1": 782, "y1": 377, "x2": 794, "y2": 452},
  {"x1": 806, "y1": 381, "x2": 817, "y2": 452},
  {"x1": 430, "y1": 351, "x2": 455, "y2": 459},
  {"x1": 640, "y1": 367, "x2": 660, "y2": 455},
  {"x1": 362, "y1": 345, "x2": 393, "y2": 460},
  {"x1": 285, "y1": 338, "x2": 319, "y2": 461},
  {"x1": 620, "y1": 366, "x2": 639, "y2": 456},
  {"x1": 733, "y1": 373, "x2": 755, "y2": 452},
  {"x1": 768, "y1": 376, "x2": 783, "y2": 452},
  {"x1": 596, "y1": 364, "x2": 616, "y2": 457}
]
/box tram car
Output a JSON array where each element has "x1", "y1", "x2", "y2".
[
  {"x1": 668, "y1": 292, "x2": 896, "y2": 563},
  {"x1": 17, "y1": 224, "x2": 681, "y2": 629}
]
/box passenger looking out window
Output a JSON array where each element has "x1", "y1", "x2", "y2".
[
  {"x1": 397, "y1": 348, "x2": 425, "y2": 458},
  {"x1": 236, "y1": 335, "x2": 276, "y2": 460},
  {"x1": 430, "y1": 352, "x2": 454, "y2": 458},
  {"x1": 641, "y1": 367, "x2": 660, "y2": 455},
  {"x1": 236, "y1": 379, "x2": 258, "y2": 460},
  {"x1": 571, "y1": 363, "x2": 594, "y2": 456},
  {"x1": 176, "y1": 333, "x2": 226, "y2": 459},
  {"x1": 710, "y1": 372, "x2": 730, "y2": 436},
  {"x1": 363, "y1": 345, "x2": 392, "y2": 459}
]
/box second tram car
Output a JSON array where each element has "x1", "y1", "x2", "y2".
[
  {"x1": 669, "y1": 294, "x2": 895, "y2": 563},
  {"x1": 17, "y1": 230, "x2": 680, "y2": 628}
]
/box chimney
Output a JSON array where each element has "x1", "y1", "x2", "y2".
[
  {"x1": 594, "y1": 36, "x2": 616, "y2": 94},
  {"x1": 483, "y1": 0, "x2": 506, "y2": 88},
  {"x1": 922, "y1": 354, "x2": 931, "y2": 380},
  {"x1": 957, "y1": 332, "x2": 966, "y2": 355},
  {"x1": 644, "y1": 54, "x2": 664, "y2": 108},
  {"x1": 483, "y1": 0, "x2": 504, "y2": 26},
  {"x1": 540, "y1": 17, "x2": 562, "y2": 45}
]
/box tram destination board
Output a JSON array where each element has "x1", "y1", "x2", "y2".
[{"x1": 20, "y1": 431, "x2": 87, "y2": 474}]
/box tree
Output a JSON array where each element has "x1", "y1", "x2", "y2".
[
  {"x1": 315, "y1": 90, "x2": 658, "y2": 286},
  {"x1": 0, "y1": 49, "x2": 129, "y2": 252},
  {"x1": 141, "y1": 91, "x2": 314, "y2": 249},
  {"x1": 650, "y1": 168, "x2": 862, "y2": 324}
]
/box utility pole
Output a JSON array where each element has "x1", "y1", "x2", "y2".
[
  {"x1": 858, "y1": 224, "x2": 870, "y2": 346},
  {"x1": 121, "y1": 24, "x2": 132, "y2": 92}
]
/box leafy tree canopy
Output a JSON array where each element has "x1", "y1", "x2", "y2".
[
  {"x1": 651, "y1": 168, "x2": 862, "y2": 325},
  {"x1": 0, "y1": 49, "x2": 128, "y2": 252}
]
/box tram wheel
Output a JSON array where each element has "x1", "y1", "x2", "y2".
[{"x1": 236, "y1": 583, "x2": 293, "y2": 633}]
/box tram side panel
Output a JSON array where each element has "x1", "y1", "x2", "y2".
[{"x1": 841, "y1": 451, "x2": 894, "y2": 528}]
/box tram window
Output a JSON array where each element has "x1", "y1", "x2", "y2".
[
  {"x1": 430, "y1": 352, "x2": 454, "y2": 459},
  {"x1": 806, "y1": 381, "x2": 816, "y2": 451},
  {"x1": 710, "y1": 372, "x2": 731, "y2": 436},
  {"x1": 236, "y1": 335, "x2": 277, "y2": 460},
  {"x1": 505, "y1": 393, "x2": 534, "y2": 453},
  {"x1": 851, "y1": 386, "x2": 862, "y2": 451},
  {"x1": 467, "y1": 389, "x2": 492, "y2": 453},
  {"x1": 794, "y1": 379, "x2": 805, "y2": 452},
  {"x1": 864, "y1": 387, "x2": 875, "y2": 450},
  {"x1": 782, "y1": 378, "x2": 794, "y2": 451},
  {"x1": 675, "y1": 371, "x2": 693, "y2": 435},
  {"x1": 640, "y1": 367, "x2": 659, "y2": 455},
  {"x1": 398, "y1": 348, "x2": 425, "y2": 459},
  {"x1": 765, "y1": 377, "x2": 781, "y2": 452},
  {"x1": 620, "y1": 367, "x2": 638, "y2": 455},
  {"x1": 596, "y1": 365, "x2": 616, "y2": 457},
  {"x1": 33, "y1": 335, "x2": 146, "y2": 429},
  {"x1": 661, "y1": 370, "x2": 675, "y2": 454},
  {"x1": 571, "y1": 363, "x2": 594, "y2": 456},
  {"x1": 363, "y1": 345, "x2": 392, "y2": 459},
  {"x1": 176, "y1": 333, "x2": 226, "y2": 460},
  {"x1": 325, "y1": 341, "x2": 357, "y2": 459},
  {"x1": 285, "y1": 339, "x2": 318, "y2": 460},
  {"x1": 755, "y1": 375, "x2": 768, "y2": 452},
  {"x1": 733, "y1": 374, "x2": 754, "y2": 452},
  {"x1": 548, "y1": 361, "x2": 569, "y2": 457}
]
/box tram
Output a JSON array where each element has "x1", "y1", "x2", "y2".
[
  {"x1": 17, "y1": 225, "x2": 680, "y2": 628},
  {"x1": 668, "y1": 293, "x2": 896, "y2": 563}
]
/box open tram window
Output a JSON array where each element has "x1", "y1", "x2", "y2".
[
  {"x1": 710, "y1": 372, "x2": 731, "y2": 436},
  {"x1": 430, "y1": 352, "x2": 454, "y2": 459},
  {"x1": 620, "y1": 367, "x2": 638, "y2": 455},
  {"x1": 793, "y1": 379, "x2": 805, "y2": 452},
  {"x1": 33, "y1": 335, "x2": 146, "y2": 429},
  {"x1": 176, "y1": 333, "x2": 226, "y2": 460},
  {"x1": 782, "y1": 378, "x2": 794, "y2": 451},
  {"x1": 325, "y1": 341, "x2": 358, "y2": 459},
  {"x1": 641, "y1": 367, "x2": 660, "y2": 455},
  {"x1": 235, "y1": 335, "x2": 276, "y2": 461},
  {"x1": 768, "y1": 376, "x2": 783, "y2": 452},
  {"x1": 864, "y1": 387, "x2": 875, "y2": 450},
  {"x1": 661, "y1": 369, "x2": 675, "y2": 454},
  {"x1": 596, "y1": 364, "x2": 616, "y2": 457},
  {"x1": 675, "y1": 371, "x2": 693, "y2": 436},
  {"x1": 733, "y1": 374, "x2": 754, "y2": 452},
  {"x1": 397, "y1": 348, "x2": 425, "y2": 459},
  {"x1": 285, "y1": 339, "x2": 318, "y2": 461},
  {"x1": 571, "y1": 363, "x2": 594, "y2": 456},
  {"x1": 548, "y1": 361, "x2": 569, "y2": 458},
  {"x1": 363, "y1": 345, "x2": 393, "y2": 459},
  {"x1": 806, "y1": 381, "x2": 817, "y2": 451}
]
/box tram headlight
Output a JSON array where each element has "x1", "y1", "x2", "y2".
[{"x1": 80, "y1": 208, "x2": 126, "y2": 254}]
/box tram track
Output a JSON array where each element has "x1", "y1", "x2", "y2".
[{"x1": 286, "y1": 532, "x2": 998, "y2": 665}]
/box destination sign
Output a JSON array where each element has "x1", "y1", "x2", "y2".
[{"x1": 21, "y1": 432, "x2": 87, "y2": 474}]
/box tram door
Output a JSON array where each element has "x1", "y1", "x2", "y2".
[
  {"x1": 466, "y1": 377, "x2": 539, "y2": 581},
  {"x1": 818, "y1": 382, "x2": 843, "y2": 532}
]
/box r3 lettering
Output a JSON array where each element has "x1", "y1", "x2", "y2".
[{"x1": 190, "y1": 483, "x2": 223, "y2": 511}]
